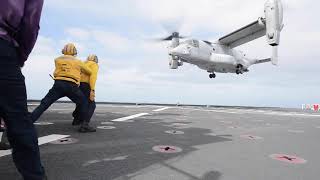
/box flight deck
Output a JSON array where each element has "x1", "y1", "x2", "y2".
[{"x1": 0, "y1": 103, "x2": 319, "y2": 180}]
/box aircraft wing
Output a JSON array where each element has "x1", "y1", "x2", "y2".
[
  {"x1": 218, "y1": 18, "x2": 266, "y2": 48},
  {"x1": 252, "y1": 58, "x2": 271, "y2": 65}
]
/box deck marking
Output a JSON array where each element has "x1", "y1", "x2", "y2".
[
  {"x1": 0, "y1": 134, "x2": 69, "y2": 158},
  {"x1": 241, "y1": 134, "x2": 263, "y2": 140},
  {"x1": 111, "y1": 113, "x2": 149, "y2": 122},
  {"x1": 153, "y1": 145, "x2": 182, "y2": 153},
  {"x1": 83, "y1": 155, "x2": 129, "y2": 167},
  {"x1": 153, "y1": 107, "x2": 170, "y2": 112},
  {"x1": 97, "y1": 126, "x2": 116, "y2": 130},
  {"x1": 180, "y1": 107, "x2": 320, "y2": 117},
  {"x1": 0, "y1": 132, "x2": 3, "y2": 141},
  {"x1": 27, "y1": 103, "x2": 40, "y2": 106},
  {"x1": 288, "y1": 130, "x2": 305, "y2": 133},
  {"x1": 50, "y1": 137, "x2": 78, "y2": 145},
  {"x1": 270, "y1": 154, "x2": 307, "y2": 164},
  {"x1": 165, "y1": 130, "x2": 185, "y2": 135},
  {"x1": 34, "y1": 122, "x2": 54, "y2": 126}
]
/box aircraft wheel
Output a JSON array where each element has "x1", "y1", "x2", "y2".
[
  {"x1": 209, "y1": 73, "x2": 216, "y2": 79},
  {"x1": 236, "y1": 70, "x2": 241, "y2": 75}
]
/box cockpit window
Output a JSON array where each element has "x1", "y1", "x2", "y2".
[
  {"x1": 183, "y1": 39, "x2": 199, "y2": 48},
  {"x1": 192, "y1": 40, "x2": 199, "y2": 47}
]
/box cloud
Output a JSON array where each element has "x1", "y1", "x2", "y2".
[
  {"x1": 65, "y1": 28, "x2": 91, "y2": 41},
  {"x1": 91, "y1": 30, "x2": 132, "y2": 52},
  {"x1": 22, "y1": 36, "x2": 57, "y2": 98}
]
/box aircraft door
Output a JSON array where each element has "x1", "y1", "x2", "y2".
[{"x1": 190, "y1": 40, "x2": 199, "y2": 58}]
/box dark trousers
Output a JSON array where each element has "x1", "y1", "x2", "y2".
[
  {"x1": 31, "y1": 80, "x2": 88, "y2": 123},
  {"x1": 0, "y1": 39, "x2": 45, "y2": 180},
  {"x1": 0, "y1": 120, "x2": 9, "y2": 148},
  {"x1": 72, "y1": 82, "x2": 96, "y2": 123}
]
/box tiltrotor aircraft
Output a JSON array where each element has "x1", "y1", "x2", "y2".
[{"x1": 160, "y1": 0, "x2": 284, "y2": 79}]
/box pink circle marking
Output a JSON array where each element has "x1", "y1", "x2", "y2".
[
  {"x1": 152, "y1": 145, "x2": 182, "y2": 153},
  {"x1": 270, "y1": 154, "x2": 307, "y2": 164},
  {"x1": 161, "y1": 147, "x2": 175, "y2": 151},
  {"x1": 241, "y1": 134, "x2": 263, "y2": 140}
]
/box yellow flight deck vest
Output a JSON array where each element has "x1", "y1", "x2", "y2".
[
  {"x1": 53, "y1": 55, "x2": 92, "y2": 85},
  {"x1": 80, "y1": 60, "x2": 99, "y2": 91}
]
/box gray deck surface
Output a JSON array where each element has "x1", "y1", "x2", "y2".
[{"x1": 0, "y1": 103, "x2": 319, "y2": 180}]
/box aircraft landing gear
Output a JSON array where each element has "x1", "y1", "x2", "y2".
[
  {"x1": 209, "y1": 73, "x2": 216, "y2": 79},
  {"x1": 236, "y1": 64, "x2": 244, "y2": 75}
]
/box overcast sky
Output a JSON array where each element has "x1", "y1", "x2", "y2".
[{"x1": 23, "y1": 0, "x2": 320, "y2": 108}]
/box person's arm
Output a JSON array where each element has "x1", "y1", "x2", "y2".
[
  {"x1": 89, "y1": 64, "x2": 99, "y2": 101},
  {"x1": 79, "y1": 62, "x2": 92, "y2": 75},
  {"x1": 53, "y1": 59, "x2": 58, "y2": 78},
  {"x1": 15, "y1": 0, "x2": 44, "y2": 66},
  {"x1": 89, "y1": 64, "x2": 99, "y2": 91}
]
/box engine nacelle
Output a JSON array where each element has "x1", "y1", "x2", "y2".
[
  {"x1": 264, "y1": 0, "x2": 283, "y2": 46},
  {"x1": 171, "y1": 37, "x2": 180, "y2": 48},
  {"x1": 171, "y1": 32, "x2": 180, "y2": 48},
  {"x1": 169, "y1": 60, "x2": 178, "y2": 69},
  {"x1": 168, "y1": 55, "x2": 182, "y2": 69}
]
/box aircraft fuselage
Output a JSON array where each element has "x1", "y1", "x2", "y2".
[{"x1": 169, "y1": 39, "x2": 252, "y2": 74}]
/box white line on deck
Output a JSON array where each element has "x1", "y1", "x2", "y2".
[
  {"x1": 0, "y1": 132, "x2": 3, "y2": 142},
  {"x1": 27, "y1": 103, "x2": 40, "y2": 106},
  {"x1": 0, "y1": 134, "x2": 69, "y2": 158},
  {"x1": 153, "y1": 107, "x2": 171, "y2": 112},
  {"x1": 111, "y1": 113, "x2": 149, "y2": 122}
]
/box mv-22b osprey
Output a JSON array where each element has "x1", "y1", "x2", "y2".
[{"x1": 161, "y1": 0, "x2": 284, "y2": 79}]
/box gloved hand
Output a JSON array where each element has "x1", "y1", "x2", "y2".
[{"x1": 90, "y1": 90, "x2": 95, "y2": 102}]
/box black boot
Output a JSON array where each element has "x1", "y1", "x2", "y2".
[
  {"x1": 72, "y1": 119, "x2": 81, "y2": 126},
  {"x1": 78, "y1": 122, "x2": 96, "y2": 133},
  {"x1": 0, "y1": 142, "x2": 11, "y2": 150}
]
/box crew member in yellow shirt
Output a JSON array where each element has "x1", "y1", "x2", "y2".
[
  {"x1": 31, "y1": 43, "x2": 96, "y2": 133},
  {"x1": 72, "y1": 55, "x2": 99, "y2": 132}
]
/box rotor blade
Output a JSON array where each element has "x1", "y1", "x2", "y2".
[
  {"x1": 148, "y1": 36, "x2": 173, "y2": 42},
  {"x1": 203, "y1": 40, "x2": 214, "y2": 46},
  {"x1": 153, "y1": 35, "x2": 186, "y2": 42},
  {"x1": 163, "y1": 35, "x2": 173, "y2": 41}
]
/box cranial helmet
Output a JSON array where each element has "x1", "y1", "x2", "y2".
[
  {"x1": 87, "y1": 54, "x2": 98, "y2": 63},
  {"x1": 62, "y1": 43, "x2": 77, "y2": 56}
]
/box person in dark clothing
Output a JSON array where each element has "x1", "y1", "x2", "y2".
[
  {"x1": 0, "y1": 1, "x2": 45, "y2": 179},
  {"x1": 72, "y1": 83, "x2": 95, "y2": 126}
]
